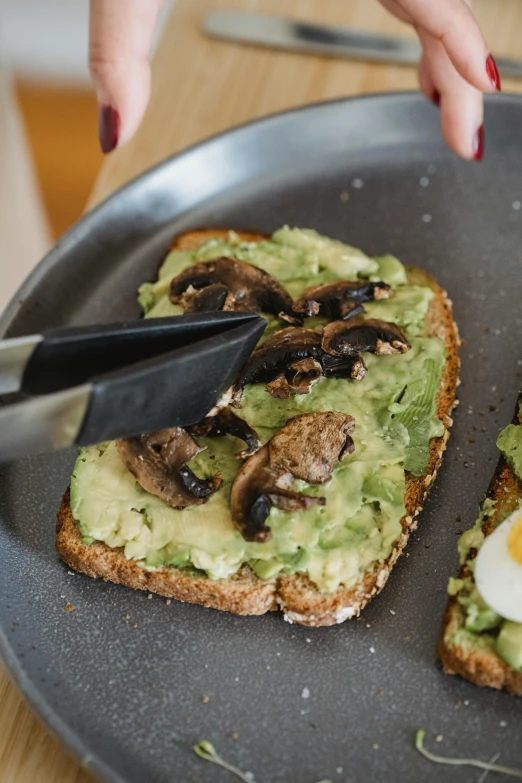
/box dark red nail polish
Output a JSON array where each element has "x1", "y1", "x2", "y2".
[
  {"x1": 432, "y1": 89, "x2": 441, "y2": 107},
  {"x1": 98, "y1": 105, "x2": 120, "y2": 153},
  {"x1": 485, "y1": 54, "x2": 501, "y2": 91},
  {"x1": 473, "y1": 124, "x2": 484, "y2": 161}
]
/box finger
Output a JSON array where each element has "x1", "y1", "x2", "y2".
[
  {"x1": 420, "y1": 29, "x2": 484, "y2": 160},
  {"x1": 417, "y1": 54, "x2": 438, "y2": 106},
  {"x1": 397, "y1": 0, "x2": 500, "y2": 93},
  {"x1": 89, "y1": 0, "x2": 164, "y2": 153}
]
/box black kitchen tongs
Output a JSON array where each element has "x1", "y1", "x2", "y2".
[{"x1": 0, "y1": 311, "x2": 266, "y2": 462}]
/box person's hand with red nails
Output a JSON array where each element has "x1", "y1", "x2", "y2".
[
  {"x1": 89, "y1": 0, "x2": 165, "y2": 154},
  {"x1": 378, "y1": 0, "x2": 500, "y2": 161},
  {"x1": 89, "y1": 0, "x2": 500, "y2": 160}
]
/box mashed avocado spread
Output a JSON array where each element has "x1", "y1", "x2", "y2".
[
  {"x1": 70, "y1": 227, "x2": 446, "y2": 594},
  {"x1": 447, "y1": 405, "x2": 522, "y2": 669}
]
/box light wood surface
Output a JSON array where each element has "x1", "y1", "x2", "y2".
[
  {"x1": 16, "y1": 83, "x2": 103, "y2": 239},
  {"x1": 2, "y1": 1, "x2": 522, "y2": 781}
]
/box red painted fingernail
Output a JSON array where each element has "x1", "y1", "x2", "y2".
[
  {"x1": 473, "y1": 124, "x2": 484, "y2": 161},
  {"x1": 486, "y1": 54, "x2": 501, "y2": 91},
  {"x1": 98, "y1": 105, "x2": 120, "y2": 153},
  {"x1": 432, "y1": 89, "x2": 441, "y2": 107}
]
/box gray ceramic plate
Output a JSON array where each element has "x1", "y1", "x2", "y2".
[{"x1": 1, "y1": 93, "x2": 521, "y2": 783}]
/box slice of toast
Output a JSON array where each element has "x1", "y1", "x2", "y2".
[
  {"x1": 57, "y1": 229, "x2": 460, "y2": 626},
  {"x1": 438, "y1": 398, "x2": 522, "y2": 695}
]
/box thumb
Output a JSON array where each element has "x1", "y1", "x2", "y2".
[{"x1": 89, "y1": 0, "x2": 163, "y2": 153}]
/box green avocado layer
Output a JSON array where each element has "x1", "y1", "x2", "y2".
[
  {"x1": 70, "y1": 227, "x2": 446, "y2": 594},
  {"x1": 447, "y1": 406, "x2": 522, "y2": 669}
]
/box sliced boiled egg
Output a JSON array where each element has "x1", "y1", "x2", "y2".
[{"x1": 475, "y1": 508, "x2": 522, "y2": 623}]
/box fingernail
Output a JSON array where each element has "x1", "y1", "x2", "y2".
[
  {"x1": 98, "y1": 105, "x2": 120, "y2": 153},
  {"x1": 485, "y1": 54, "x2": 501, "y2": 92},
  {"x1": 473, "y1": 124, "x2": 484, "y2": 161},
  {"x1": 431, "y1": 89, "x2": 441, "y2": 108}
]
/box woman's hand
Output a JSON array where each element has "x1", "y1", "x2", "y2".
[
  {"x1": 89, "y1": 0, "x2": 499, "y2": 160},
  {"x1": 379, "y1": 0, "x2": 500, "y2": 160},
  {"x1": 89, "y1": 0, "x2": 164, "y2": 153}
]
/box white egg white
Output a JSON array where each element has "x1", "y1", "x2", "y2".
[{"x1": 475, "y1": 509, "x2": 522, "y2": 623}]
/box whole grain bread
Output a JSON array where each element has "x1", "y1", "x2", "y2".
[
  {"x1": 437, "y1": 398, "x2": 522, "y2": 694},
  {"x1": 57, "y1": 229, "x2": 460, "y2": 626}
]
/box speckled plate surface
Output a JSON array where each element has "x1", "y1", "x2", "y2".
[{"x1": 1, "y1": 93, "x2": 521, "y2": 783}]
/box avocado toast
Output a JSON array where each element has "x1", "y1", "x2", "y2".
[
  {"x1": 57, "y1": 227, "x2": 459, "y2": 626},
  {"x1": 438, "y1": 396, "x2": 522, "y2": 694}
]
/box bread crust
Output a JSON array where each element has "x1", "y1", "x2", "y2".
[
  {"x1": 437, "y1": 402, "x2": 522, "y2": 693},
  {"x1": 57, "y1": 229, "x2": 460, "y2": 626}
]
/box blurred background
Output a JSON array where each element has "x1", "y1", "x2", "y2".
[
  {"x1": 0, "y1": 0, "x2": 514, "y2": 243},
  {"x1": 1, "y1": 0, "x2": 100, "y2": 240},
  {"x1": 0, "y1": 0, "x2": 172, "y2": 241}
]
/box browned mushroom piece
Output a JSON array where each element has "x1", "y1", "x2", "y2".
[
  {"x1": 116, "y1": 428, "x2": 221, "y2": 509},
  {"x1": 182, "y1": 283, "x2": 232, "y2": 313},
  {"x1": 235, "y1": 327, "x2": 367, "y2": 401},
  {"x1": 269, "y1": 412, "x2": 356, "y2": 480},
  {"x1": 169, "y1": 257, "x2": 300, "y2": 324},
  {"x1": 188, "y1": 407, "x2": 262, "y2": 459},
  {"x1": 238, "y1": 328, "x2": 322, "y2": 384},
  {"x1": 266, "y1": 357, "x2": 323, "y2": 399},
  {"x1": 228, "y1": 445, "x2": 322, "y2": 542},
  {"x1": 320, "y1": 352, "x2": 367, "y2": 381},
  {"x1": 322, "y1": 317, "x2": 410, "y2": 357},
  {"x1": 230, "y1": 412, "x2": 355, "y2": 542},
  {"x1": 293, "y1": 280, "x2": 394, "y2": 320}
]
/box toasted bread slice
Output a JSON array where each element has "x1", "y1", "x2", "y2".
[
  {"x1": 438, "y1": 399, "x2": 522, "y2": 695},
  {"x1": 57, "y1": 229, "x2": 460, "y2": 626}
]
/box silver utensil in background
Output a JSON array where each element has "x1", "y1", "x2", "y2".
[{"x1": 203, "y1": 10, "x2": 522, "y2": 79}]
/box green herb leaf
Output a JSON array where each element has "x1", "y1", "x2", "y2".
[
  {"x1": 415, "y1": 730, "x2": 522, "y2": 778},
  {"x1": 193, "y1": 741, "x2": 256, "y2": 782}
]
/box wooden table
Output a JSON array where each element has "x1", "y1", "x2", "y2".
[{"x1": 2, "y1": 1, "x2": 521, "y2": 780}]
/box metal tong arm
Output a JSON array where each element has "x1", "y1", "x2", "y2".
[
  {"x1": 0, "y1": 312, "x2": 266, "y2": 461},
  {"x1": 0, "y1": 312, "x2": 263, "y2": 396}
]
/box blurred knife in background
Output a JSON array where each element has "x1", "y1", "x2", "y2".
[{"x1": 203, "y1": 10, "x2": 522, "y2": 79}]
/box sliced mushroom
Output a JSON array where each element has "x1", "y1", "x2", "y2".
[
  {"x1": 230, "y1": 412, "x2": 355, "y2": 542},
  {"x1": 238, "y1": 328, "x2": 323, "y2": 385},
  {"x1": 182, "y1": 283, "x2": 232, "y2": 312},
  {"x1": 228, "y1": 445, "x2": 322, "y2": 542},
  {"x1": 293, "y1": 280, "x2": 393, "y2": 320},
  {"x1": 235, "y1": 327, "x2": 367, "y2": 400},
  {"x1": 269, "y1": 412, "x2": 355, "y2": 481},
  {"x1": 266, "y1": 357, "x2": 323, "y2": 399},
  {"x1": 322, "y1": 317, "x2": 410, "y2": 357},
  {"x1": 188, "y1": 407, "x2": 261, "y2": 459},
  {"x1": 169, "y1": 257, "x2": 299, "y2": 324},
  {"x1": 116, "y1": 428, "x2": 220, "y2": 509},
  {"x1": 320, "y1": 352, "x2": 368, "y2": 381}
]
